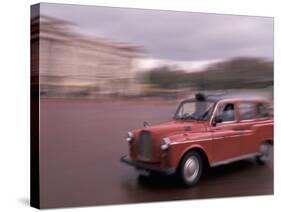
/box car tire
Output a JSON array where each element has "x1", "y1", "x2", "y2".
[
  {"x1": 256, "y1": 143, "x2": 271, "y2": 165},
  {"x1": 179, "y1": 151, "x2": 203, "y2": 186}
]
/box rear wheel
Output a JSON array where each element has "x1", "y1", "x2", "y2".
[
  {"x1": 256, "y1": 143, "x2": 271, "y2": 165},
  {"x1": 179, "y1": 151, "x2": 203, "y2": 186}
]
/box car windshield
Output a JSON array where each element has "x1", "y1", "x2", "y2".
[{"x1": 175, "y1": 100, "x2": 215, "y2": 121}]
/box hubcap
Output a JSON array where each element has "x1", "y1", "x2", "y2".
[
  {"x1": 260, "y1": 144, "x2": 270, "y2": 161},
  {"x1": 183, "y1": 156, "x2": 200, "y2": 183}
]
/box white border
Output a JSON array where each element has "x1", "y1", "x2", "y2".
[{"x1": 0, "y1": 0, "x2": 279, "y2": 211}]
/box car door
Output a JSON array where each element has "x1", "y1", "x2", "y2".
[
  {"x1": 211, "y1": 102, "x2": 242, "y2": 163},
  {"x1": 237, "y1": 101, "x2": 268, "y2": 155}
]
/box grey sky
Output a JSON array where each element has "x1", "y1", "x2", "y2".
[{"x1": 38, "y1": 3, "x2": 273, "y2": 61}]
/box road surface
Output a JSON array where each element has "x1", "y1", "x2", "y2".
[{"x1": 39, "y1": 98, "x2": 273, "y2": 209}]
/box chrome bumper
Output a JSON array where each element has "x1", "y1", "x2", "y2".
[{"x1": 120, "y1": 155, "x2": 176, "y2": 175}]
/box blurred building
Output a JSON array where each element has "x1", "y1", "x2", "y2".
[{"x1": 31, "y1": 15, "x2": 143, "y2": 97}]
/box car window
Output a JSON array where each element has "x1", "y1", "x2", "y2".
[
  {"x1": 239, "y1": 103, "x2": 255, "y2": 120},
  {"x1": 256, "y1": 103, "x2": 269, "y2": 118},
  {"x1": 180, "y1": 102, "x2": 196, "y2": 116},
  {"x1": 175, "y1": 100, "x2": 214, "y2": 120},
  {"x1": 216, "y1": 103, "x2": 236, "y2": 122}
]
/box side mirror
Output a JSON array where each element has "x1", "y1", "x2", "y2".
[
  {"x1": 215, "y1": 115, "x2": 223, "y2": 123},
  {"x1": 212, "y1": 115, "x2": 223, "y2": 127}
]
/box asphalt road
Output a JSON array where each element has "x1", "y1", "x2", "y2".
[{"x1": 39, "y1": 98, "x2": 273, "y2": 209}]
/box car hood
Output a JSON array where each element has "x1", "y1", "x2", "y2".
[{"x1": 133, "y1": 120, "x2": 208, "y2": 143}]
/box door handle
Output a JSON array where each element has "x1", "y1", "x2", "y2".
[{"x1": 234, "y1": 128, "x2": 245, "y2": 131}]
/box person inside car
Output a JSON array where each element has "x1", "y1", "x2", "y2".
[{"x1": 222, "y1": 103, "x2": 235, "y2": 121}]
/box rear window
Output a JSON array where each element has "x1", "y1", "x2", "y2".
[
  {"x1": 239, "y1": 103, "x2": 255, "y2": 120},
  {"x1": 256, "y1": 103, "x2": 270, "y2": 118}
]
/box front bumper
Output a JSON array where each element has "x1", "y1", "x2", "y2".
[{"x1": 120, "y1": 155, "x2": 176, "y2": 175}]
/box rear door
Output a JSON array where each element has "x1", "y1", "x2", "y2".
[{"x1": 237, "y1": 101, "x2": 272, "y2": 155}]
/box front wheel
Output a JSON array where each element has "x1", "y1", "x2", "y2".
[
  {"x1": 179, "y1": 151, "x2": 203, "y2": 186},
  {"x1": 256, "y1": 143, "x2": 272, "y2": 165}
]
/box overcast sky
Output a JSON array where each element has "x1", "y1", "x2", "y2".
[{"x1": 37, "y1": 3, "x2": 273, "y2": 62}]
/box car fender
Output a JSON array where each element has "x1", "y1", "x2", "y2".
[{"x1": 170, "y1": 142, "x2": 210, "y2": 168}]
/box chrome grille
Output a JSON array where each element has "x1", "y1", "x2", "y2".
[{"x1": 138, "y1": 131, "x2": 152, "y2": 161}]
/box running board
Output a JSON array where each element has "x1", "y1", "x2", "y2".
[{"x1": 210, "y1": 153, "x2": 261, "y2": 167}]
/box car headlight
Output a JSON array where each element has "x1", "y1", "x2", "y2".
[
  {"x1": 126, "y1": 132, "x2": 134, "y2": 143},
  {"x1": 161, "y1": 137, "x2": 171, "y2": 150}
]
